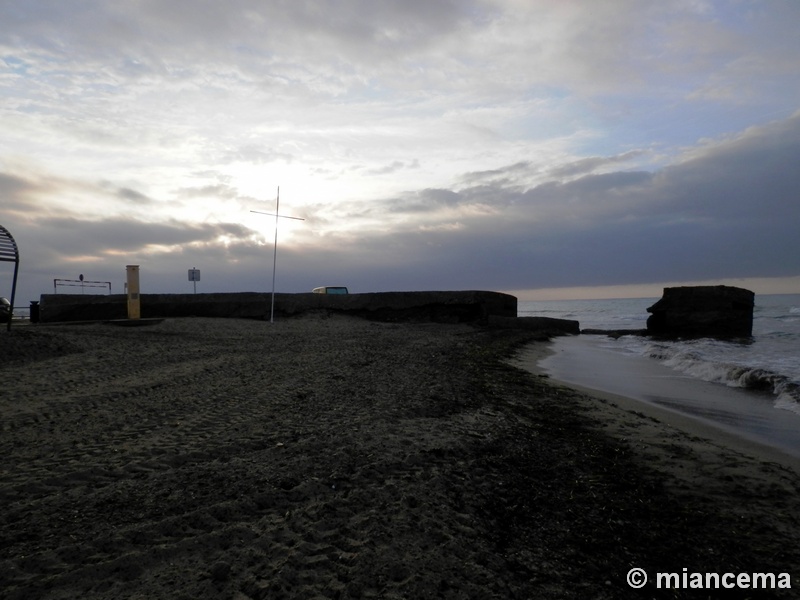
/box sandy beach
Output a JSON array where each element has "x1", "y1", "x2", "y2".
[{"x1": 2, "y1": 315, "x2": 800, "y2": 599}]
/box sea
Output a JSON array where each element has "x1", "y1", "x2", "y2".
[{"x1": 518, "y1": 294, "x2": 800, "y2": 456}]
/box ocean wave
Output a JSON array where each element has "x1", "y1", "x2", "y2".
[
  {"x1": 644, "y1": 344, "x2": 800, "y2": 416},
  {"x1": 776, "y1": 389, "x2": 800, "y2": 417}
]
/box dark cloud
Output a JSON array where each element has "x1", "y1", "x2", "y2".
[
  {"x1": 0, "y1": 172, "x2": 33, "y2": 197},
  {"x1": 385, "y1": 188, "x2": 463, "y2": 214},
  {"x1": 294, "y1": 113, "x2": 800, "y2": 292},
  {"x1": 5, "y1": 0, "x2": 800, "y2": 117},
  {"x1": 282, "y1": 112, "x2": 800, "y2": 295},
  {"x1": 655, "y1": 118, "x2": 800, "y2": 221},
  {"x1": 116, "y1": 187, "x2": 153, "y2": 204},
  {"x1": 459, "y1": 162, "x2": 533, "y2": 186},
  {"x1": 0, "y1": 0, "x2": 472, "y2": 89},
  {"x1": 3, "y1": 3, "x2": 800, "y2": 304},
  {"x1": 5, "y1": 112, "x2": 800, "y2": 305},
  {"x1": 29, "y1": 217, "x2": 255, "y2": 255},
  {"x1": 547, "y1": 150, "x2": 646, "y2": 179},
  {"x1": 0, "y1": 173, "x2": 38, "y2": 212}
]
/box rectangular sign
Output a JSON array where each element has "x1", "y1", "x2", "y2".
[{"x1": 188, "y1": 269, "x2": 201, "y2": 282}]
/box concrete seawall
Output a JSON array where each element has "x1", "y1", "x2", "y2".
[
  {"x1": 38, "y1": 290, "x2": 518, "y2": 324},
  {"x1": 487, "y1": 315, "x2": 580, "y2": 335}
]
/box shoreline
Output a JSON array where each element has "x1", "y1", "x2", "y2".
[
  {"x1": 508, "y1": 337, "x2": 800, "y2": 473},
  {"x1": 3, "y1": 316, "x2": 800, "y2": 598}
]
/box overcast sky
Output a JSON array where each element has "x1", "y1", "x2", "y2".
[{"x1": 2, "y1": 0, "x2": 799, "y2": 305}]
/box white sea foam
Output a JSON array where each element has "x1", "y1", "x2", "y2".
[
  {"x1": 637, "y1": 340, "x2": 800, "y2": 417},
  {"x1": 776, "y1": 389, "x2": 800, "y2": 417},
  {"x1": 519, "y1": 293, "x2": 800, "y2": 418}
]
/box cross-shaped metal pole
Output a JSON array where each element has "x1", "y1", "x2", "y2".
[{"x1": 251, "y1": 186, "x2": 305, "y2": 323}]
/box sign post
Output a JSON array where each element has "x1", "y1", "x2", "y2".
[{"x1": 188, "y1": 267, "x2": 200, "y2": 294}]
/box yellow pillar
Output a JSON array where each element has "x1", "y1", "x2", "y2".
[{"x1": 126, "y1": 265, "x2": 141, "y2": 319}]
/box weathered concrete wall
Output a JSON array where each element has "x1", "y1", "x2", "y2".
[
  {"x1": 646, "y1": 285, "x2": 755, "y2": 338},
  {"x1": 38, "y1": 290, "x2": 517, "y2": 324},
  {"x1": 487, "y1": 315, "x2": 580, "y2": 335}
]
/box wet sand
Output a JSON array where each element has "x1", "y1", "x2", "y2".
[
  {"x1": 521, "y1": 334, "x2": 800, "y2": 462},
  {"x1": 3, "y1": 316, "x2": 800, "y2": 599}
]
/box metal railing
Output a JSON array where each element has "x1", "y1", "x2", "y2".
[{"x1": 53, "y1": 279, "x2": 112, "y2": 294}]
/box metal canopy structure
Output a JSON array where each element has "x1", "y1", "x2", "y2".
[{"x1": 0, "y1": 224, "x2": 20, "y2": 331}]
